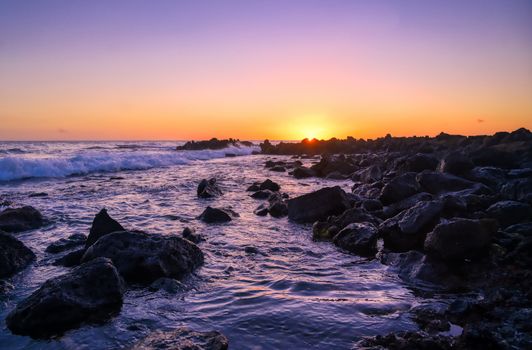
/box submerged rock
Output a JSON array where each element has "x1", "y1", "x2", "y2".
[
  {"x1": 0, "y1": 231, "x2": 35, "y2": 278},
  {"x1": 332, "y1": 222, "x2": 378, "y2": 257},
  {"x1": 81, "y1": 231, "x2": 204, "y2": 284},
  {"x1": 85, "y1": 209, "x2": 125, "y2": 248},
  {"x1": 198, "y1": 206, "x2": 238, "y2": 223},
  {"x1": 424, "y1": 218, "x2": 497, "y2": 262},
  {"x1": 259, "y1": 179, "x2": 280, "y2": 192},
  {"x1": 6, "y1": 257, "x2": 124, "y2": 338},
  {"x1": 250, "y1": 189, "x2": 274, "y2": 199},
  {"x1": 132, "y1": 327, "x2": 228, "y2": 350},
  {"x1": 149, "y1": 277, "x2": 185, "y2": 294},
  {"x1": 288, "y1": 186, "x2": 351, "y2": 223},
  {"x1": 197, "y1": 178, "x2": 223, "y2": 198},
  {"x1": 45, "y1": 233, "x2": 87, "y2": 254},
  {"x1": 182, "y1": 226, "x2": 203, "y2": 244},
  {"x1": 0, "y1": 206, "x2": 44, "y2": 233}
]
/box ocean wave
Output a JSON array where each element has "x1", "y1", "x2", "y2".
[{"x1": 0, "y1": 145, "x2": 258, "y2": 181}]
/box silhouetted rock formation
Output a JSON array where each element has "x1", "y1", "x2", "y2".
[{"x1": 176, "y1": 138, "x2": 253, "y2": 151}]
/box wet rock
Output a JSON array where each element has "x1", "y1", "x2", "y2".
[
  {"x1": 268, "y1": 200, "x2": 288, "y2": 218},
  {"x1": 382, "y1": 192, "x2": 433, "y2": 218},
  {"x1": 45, "y1": 233, "x2": 87, "y2": 254},
  {"x1": 416, "y1": 171, "x2": 490, "y2": 195},
  {"x1": 424, "y1": 218, "x2": 497, "y2": 262},
  {"x1": 269, "y1": 165, "x2": 286, "y2": 172},
  {"x1": 0, "y1": 231, "x2": 35, "y2": 278},
  {"x1": 177, "y1": 138, "x2": 246, "y2": 151},
  {"x1": 0, "y1": 280, "x2": 15, "y2": 295},
  {"x1": 28, "y1": 192, "x2": 48, "y2": 198},
  {"x1": 81, "y1": 231, "x2": 204, "y2": 283},
  {"x1": 131, "y1": 327, "x2": 228, "y2": 350},
  {"x1": 381, "y1": 200, "x2": 443, "y2": 251},
  {"x1": 244, "y1": 246, "x2": 260, "y2": 254},
  {"x1": 379, "y1": 173, "x2": 420, "y2": 205},
  {"x1": 6, "y1": 257, "x2": 124, "y2": 338},
  {"x1": 500, "y1": 177, "x2": 532, "y2": 204},
  {"x1": 259, "y1": 179, "x2": 280, "y2": 192},
  {"x1": 0, "y1": 206, "x2": 44, "y2": 233},
  {"x1": 354, "y1": 165, "x2": 383, "y2": 183},
  {"x1": 85, "y1": 209, "x2": 125, "y2": 248},
  {"x1": 352, "y1": 182, "x2": 381, "y2": 200},
  {"x1": 439, "y1": 152, "x2": 474, "y2": 175},
  {"x1": 291, "y1": 166, "x2": 316, "y2": 179},
  {"x1": 332, "y1": 222, "x2": 378, "y2": 257},
  {"x1": 197, "y1": 178, "x2": 223, "y2": 198},
  {"x1": 198, "y1": 206, "x2": 238, "y2": 223},
  {"x1": 310, "y1": 154, "x2": 357, "y2": 177},
  {"x1": 357, "y1": 331, "x2": 455, "y2": 350},
  {"x1": 361, "y1": 199, "x2": 383, "y2": 212},
  {"x1": 149, "y1": 277, "x2": 184, "y2": 294},
  {"x1": 466, "y1": 166, "x2": 507, "y2": 189},
  {"x1": 246, "y1": 183, "x2": 260, "y2": 192},
  {"x1": 504, "y1": 222, "x2": 532, "y2": 236},
  {"x1": 312, "y1": 207, "x2": 380, "y2": 241},
  {"x1": 53, "y1": 248, "x2": 85, "y2": 267},
  {"x1": 250, "y1": 190, "x2": 273, "y2": 199},
  {"x1": 253, "y1": 203, "x2": 269, "y2": 216},
  {"x1": 182, "y1": 227, "x2": 203, "y2": 244},
  {"x1": 288, "y1": 186, "x2": 351, "y2": 223},
  {"x1": 486, "y1": 200, "x2": 532, "y2": 228}
]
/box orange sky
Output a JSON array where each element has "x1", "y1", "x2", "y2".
[{"x1": 1, "y1": 1, "x2": 531, "y2": 141}]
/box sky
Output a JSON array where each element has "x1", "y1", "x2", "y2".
[{"x1": 0, "y1": 0, "x2": 531, "y2": 141}]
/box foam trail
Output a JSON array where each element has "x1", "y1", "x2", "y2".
[{"x1": 0, "y1": 145, "x2": 258, "y2": 181}]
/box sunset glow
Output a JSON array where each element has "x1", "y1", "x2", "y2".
[{"x1": 1, "y1": 0, "x2": 531, "y2": 140}]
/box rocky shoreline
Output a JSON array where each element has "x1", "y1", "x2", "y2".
[{"x1": 1, "y1": 129, "x2": 531, "y2": 349}]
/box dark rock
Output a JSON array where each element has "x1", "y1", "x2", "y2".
[
  {"x1": 149, "y1": 277, "x2": 184, "y2": 294},
  {"x1": 253, "y1": 204, "x2": 269, "y2": 216},
  {"x1": 354, "y1": 165, "x2": 383, "y2": 183},
  {"x1": 379, "y1": 172, "x2": 420, "y2": 205},
  {"x1": 45, "y1": 234, "x2": 87, "y2": 254},
  {"x1": 356, "y1": 331, "x2": 455, "y2": 350},
  {"x1": 269, "y1": 165, "x2": 286, "y2": 172},
  {"x1": 131, "y1": 327, "x2": 228, "y2": 350},
  {"x1": 182, "y1": 227, "x2": 203, "y2": 244},
  {"x1": 439, "y1": 152, "x2": 474, "y2": 175},
  {"x1": 504, "y1": 222, "x2": 532, "y2": 236},
  {"x1": 352, "y1": 182, "x2": 382, "y2": 200},
  {"x1": 381, "y1": 200, "x2": 443, "y2": 251},
  {"x1": 246, "y1": 183, "x2": 260, "y2": 192},
  {"x1": 287, "y1": 186, "x2": 351, "y2": 223},
  {"x1": 402, "y1": 153, "x2": 439, "y2": 172},
  {"x1": 312, "y1": 207, "x2": 381, "y2": 241},
  {"x1": 6, "y1": 257, "x2": 124, "y2": 338},
  {"x1": 197, "y1": 178, "x2": 223, "y2": 198},
  {"x1": 486, "y1": 200, "x2": 532, "y2": 228},
  {"x1": 416, "y1": 171, "x2": 490, "y2": 195},
  {"x1": 244, "y1": 246, "x2": 259, "y2": 254},
  {"x1": 198, "y1": 206, "x2": 238, "y2": 223},
  {"x1": 310, "y1": 155, "x2": 357, "y2": 177},
  {"x1": 332, "y1": 222, "x2": 378, "y2": 257},
  {"x1": 382, "y1": 192, "x2": 433, "y2": 218},
  {"x1": 292, "y1": 166, "x2": 316, "y2": 179},
  {"x1": 86, "y1": 209, "x2": 125, "y2": 248},
  {"x1": 259, "y1": 179, "x2": 280, "y2": 192},
  {"x1": 28, "y1": 192, "x2": 48, "y2": 198},
  {"x1": 81, "y1": 231, "x2": 204, "y2": 283},
  {"x1": 268, "y1": 199, "x2": 288, "y2": 218},
  {"x1": 53, "y1": 248, "x2": 86, "y2": 267},
  {"x1": 466, "y1": 167, "x2": 507, "y2": 189},
  {"x1": 176, "y1": 138, "x2": 247, "y2": 151},
  {"x1": 424, "y1": 218, "x2": 497, "y2": 262},
  {"x1": 0, "y1": 206, "x2": 44, "y2": 233},
  {"x1": 470, "y1": 146, "x2": 518, "y2": 168},
  {"x1": 0, "y1": 231, "x2": 35, "y2": 278},
  {"x1": 361, "y1": 199, "x2": 383, "y2": 212},
  {"x1": 250, "y1": 190, "x2": 273, "y2": 199},
  {"x1": 501, "y1": 177, "x2": 532, "y2": 204}
]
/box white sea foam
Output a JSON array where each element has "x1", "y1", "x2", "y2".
[{"x1": 0, "y1": 144, "x2": 258, "y2": 181}]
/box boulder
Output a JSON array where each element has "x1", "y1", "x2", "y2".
[
  {"x1": 439, "y1": 152, "x2": 474, "y2": 175},
  {"x1": 198, "y1": 207, "x2": 238, "y2": 223},
  {"x1": 81, "y1": 231, "x2": 204, "y2": 283},
  {"x1": 379, "y1": 173, "x2": 420, "y2": 205},
  {"x1": 0, "y1": 206, "x2": 44, "y2": 233},
  {"x1": 332, "y1": 222, "x2": 378, "y2": 257},
  {"x1": 85, "y1": 209, "x2": 125, "y2": 248},
  {"x1": 259, "y1": 179, "x2": 280, "y2": 192},
  {"x1": 424, "y1": 219, "x2": 498, "y2": 262},
  {"x1": 182, "y1": 227, "x2": 203, "y2": 244},
  {"x1": 312, "y1": 207, "x2": 381, "y2": 241},
  {"x1": 268, "y1": 197, "x2": 288, "y2": 218},
  {"x1": 253, "y1": 204, "x2": 269, "y2": 216},
  {"x1": 45, "y1": 234, "x2": 86, "y2": 254},
  {"x1": 355, "y1": 165, "x2": 383, "y2": 183},
  {"x1": 382, "y1": 192, "x2": 433, "y2": 218},
  {"x1": 250, "y1": 190, "x2": 273, "y2": 199},
  {"x1": 246, "y1": 183, "x2": 260, "y2": 192},
  {"x1": 53, "y1": 248, "x2": 85, "y2": 267},
  {"x1": 287, "y1": 186, "x2": 351, "y2": 223},
  {"x1": 269, "y1": 165, "x2": 286, "y2": 172},
  {"x1": 197, "y1": 178, "x2": 223, "y2": 198},
  {"x1": 416, "y1": 171, "x2": 490, "y2": 195},
  {"x1": 292, "y1": 166, "x2": 316, "y2": 179},
  {"x1": 131, "y1": 327, "x2": 228, "y2": 350},
  {"x1": 486, "y1": 200, "x2": 532, "y2": 228},
  {"x1": 402, "y1": 153, "x2": 439, "y2": 172},
  {"x1": 0, "y1": 231, "x2": 35, "y2": 278},
  {"x1": 149, "y1": 277, "x2": 185, "y2": 294},
  {"x1": 466, "y1": 167, "x2": 507, "y2": 189},
  {"x1": 6, "y1": 257, "x2": 124, "y2": 338},
  {"x1": 501, "y1": 178, "x2": 532, "y2": 204}
]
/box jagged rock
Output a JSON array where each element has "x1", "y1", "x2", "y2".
[
  {"x1": 332, "y1": 222, "x2": 378, "y2": 256},
  {"x1": 6, "y1": 258, "x2": 124, "y2": 338},
  {"x1": 0, "y1": 206, "x2": 44, "y2": 233},
  {"x1": 0, "y1": 231, "x2": 35, "y2": 278},
  {"x1": 85, "y1": 209, "x2": 125, "y2": 248},
  {"x1": 486, "y1": 200, "x2": 532, "y2": 228},
  {"x1": 45, "y1": 234, "x2": 87, "y2": 254},
  {"x1": 259, "y1": 179, "x2": 280, "y2": 191},
  {"x1": 131, "y1": 327, "x2": 228, "y2": 350},
  {"x1": 197, "y1": 178, "x2": 223, "y2": 198},
  {"x1": 182, "y1": 227, "x2": 203, "y2": 244},
  {"x1": 424, "y1": 218, "x2": 498, "y2": 262},
  {"x1": 379, "y1": 173, "x2": 420, "y2": 205},
  {"x1": 81, "y1": 231, "x2": 204, "y2": 284},
  {"x1": 439, "y1": 152, "x2": 474, "y2": 175},
  {"x1": 287, "y1": 186, "x2": 351, "y2": 223},
  {"x1": 198, "y1": 207, "x2": 238, "y2": 223}
]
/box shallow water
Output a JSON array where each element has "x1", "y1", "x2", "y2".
[{"x1": 0, "y1": 142, "x2": 424, "y2": 349}]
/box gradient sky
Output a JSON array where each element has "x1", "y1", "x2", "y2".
[{"x1": 1, "y1": 0, "x2": 531, "y2": 140}]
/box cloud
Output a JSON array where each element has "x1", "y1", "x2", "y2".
[
  {"x1": 477, "y1": 119, "x2": 485, "y2": 123},
  {"x1": 57, "y1": 128, "x2": 68, "y2": 133}
]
